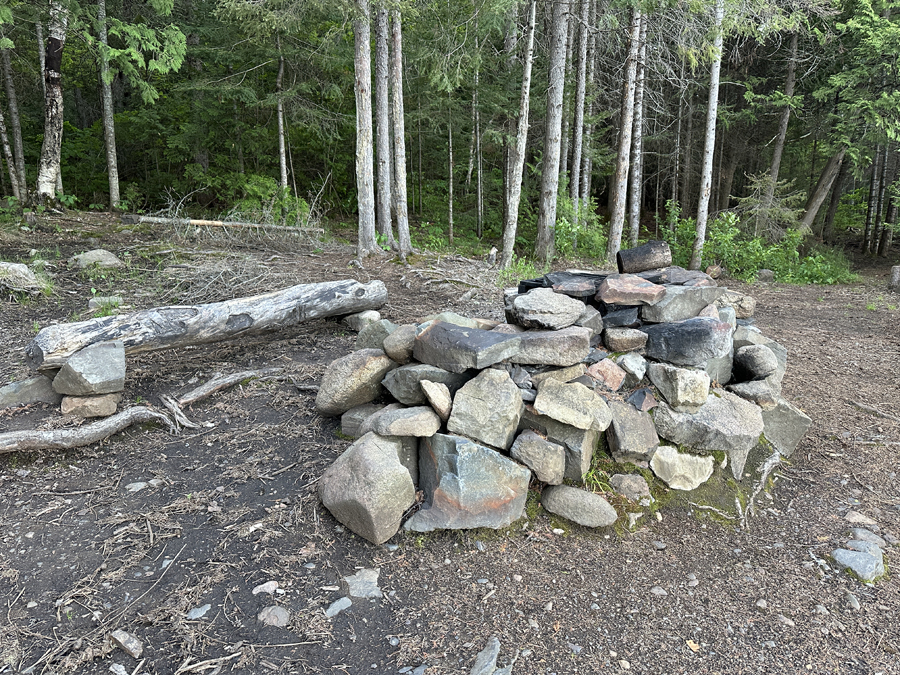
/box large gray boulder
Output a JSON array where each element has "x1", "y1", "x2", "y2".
[
  {"x1": 733, "y1": 326, "x2": 787, "y2": 395},
  {"x1": 0, "y1": 375, "x2": 61, "y2": 409},
  {"x1": 0, "y1": 262, "x2": 41, "y2": 293},
  {"x1": 650, "y1": 445, "x2": 715, "y2": 491},
  {"x1": 52, "y1": 341, "x2": 126, "y2": 396},
  {"x1": 69, "y1": 249, "x2": 124, "y2": 269},
  {"x1": 520, "y1": 408, "x2": 599, "y2": 482},
  {"x1": 509, "y1": 430, "x2": 566, "y2": 484},
  {"x1": 509, "y1": 326, "x2": 591, "y2": 366},
  {"x1": 733, "y1": 344, "x2": 779, "y2": 381},
  {"x1": 606, "y1": 400, "x2": 659, "y2": 463},
  {"x1": 652, "y1": 391, "x2": 765, "y2": 479},
  {"x1": 414, "y1": 322, "x2": 521, "y2": 373},
  {"x1": 510, "y1": 288, "x2": 586, "y2": 329},
  {"x1": 382, "y1": 363, "x2": 469, "y2": 405},
  {"x1": 761, "y1": 397, "x2": 811, "y2": 458},
  {"x1": 355, "y1": 318, "x2": 399, "y2": 350},
  {"x1": 382, "y1": 324, "x2": 417, "y2": 364},
  {"x1": 406, "y1": 434, "x2": 530, "y2": 531},
  {"x1": 447, "y1": 368, "x2": 524, "y2": 450},
  {"x1": 831, "y1": 548, "x2": 885, "y2": 583},
  {"x1": 643, "y1": 317, "x2": 732, "y2": 367},
  {"x1": 541, "y1": 485, "x2": 617, "y2": 528},
  {"x1": 647, "y1": 362, "x2": 710, "y2": 413},
  {"x1": 532, "y1": 378, "x2": 612, "y2": 432},
  {"x1": 640, "y1": 285, "x2": 726, "y2": 323},
  {"x1": 315, "y1": 349, "x2": 398, "y2": 416},
  {"x1": 319, "y1": 433, "x2": 416, "y2": 544}
]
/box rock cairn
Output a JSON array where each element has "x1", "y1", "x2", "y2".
[{"x1": 313, "y1": 242, "x2": 812, "y2": 545}]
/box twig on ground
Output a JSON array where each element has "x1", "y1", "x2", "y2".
[
  {"x1": 848, "y1": 399, "x2": 900, "y2": 423},
  {"x1": 688, "y1": 503, "x2": 737, "y2": 520},
  {"x1": 178, "y1": 368, "x2": 283, "y2": 407},
  {"x1": 174, "y1": 651, "x2": 242, "y2": 674}
]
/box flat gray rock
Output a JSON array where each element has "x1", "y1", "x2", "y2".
[
  {"x1": 382, "y1": 324, "x2": 417, "y2": 364},
  {"x1": 831, "y1": 548, "x2": 885, "y2": 582},
  {"x1": 342, "y1": 310, "x2": 381, "y2": 332},
  {"x1": 650, "y1": 445, "x2": 715, "y2": 490},
  {"x1": 447, "y1": 368, "x2": 524, "y2": 450},
  {"x1": 640, "y1": 285, "x2": 726, "y2": 323},
  {"x1": 414, "y1": 322, "x2": 521, "y2": 373},
  {"x1": 318, "y1": 433, "x2": 415, "y2": 544},
  {"x1": 727, "y1": 380, "x2": 777, "y2": 410},
  {"x1": 520, "y1": 408, "x2": 599, "y2": 482},
  {"x1": 325, "y1": 597, "x2": 352, "y2": 618},
  {"x1": 0, "y1": 262, "x2": 41, "y2": 292},
  {"x1": 68, "y1": 249, "x2": 123, "y2": 269},
  {"x1": 383, "y1": 363, "x2": 469, "y2": 406},
  {"x1": 609, "y1": 473, "x2": 651, "y2": 501},
  {"x1": 341, "y1": 403, "x2": 386, "y2": 439},
  {"x1": 373, "y1": 406, "x2": 441, "y2": 437},
  {"x1": 760, "y1": 397, "x2": 811, "y2": 458},
  {"x1": 406, "y1": 434, "x2": 530, "y2": 532},
  {"x1": 509, "y1": 429, "x2": 566, "y2": 484},
  {"x1": 652, "y1": 391, "x2": 765, "y2": 479},
  {"x1": 541, "y1": 485, "x2": 617, "y2": 528},
  {"x1": 647, "y1": 362, "x2": 710, "y2": 413},
  {"x1": 61, "y1": 392, "x2": 122, "y2": 418},
  {"x1": 52, "y1": 341, "x2": 126, "y2": 396},
  {"x1": 0, "y1": 375, "x2": 61, "y2": 409},
  {"x1": 258, "y1": 606, "x2": 290, "y2": 627},
  {"x1": 470, "y1": 637, "x2": 501, "y2": 675},
  {"x1": 355, "y1": 318, "x2": 398, "y2": 350},
  {"x1": 850, "y1": 528, "x2": 887, "y2": 548},
  {"x1": 509, "y1": 326, "x2": 591, "y2": 366},
  {"x1": 510, "y1": 287, "x2": 586, "y2": 329},
  {"x1": 342, "y1": 568, "x2": 382, "y2": 598},
  {"x1": 603, "y1": 327, "x2": 648, "y2": 352},
  {"x1": 606, "y1": 400, "x2": 659, "y2": 463},
  {"x1": 315, "y1": 349, "x2": 398, "y2": 416},
  {"x1": 533, "y1": 378, "x2": 612, "y2": 432},
  {"x1": 574, "y1": 304, "x2": 604, "y2": 335},
  {"x1": 643, "y1": 317, "x2": 732, "y2": 367}
]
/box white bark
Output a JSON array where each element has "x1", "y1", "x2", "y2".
[
  {"x1": 276, "y1": 49, "x2": 288, "y2": 198},
  {"x1": 374, "y1": 5, "x2": 394, "y2": 246},
  {"x1": 628, "y1": 14, "x2": 648, "y2": 247},
  {"x1": 689, "y1": 0, "x2": 725, "y2": 271},
  {"x1": 0, "y1": 103, "x2": 19, "y2": 200},
  {"x1": 448, "y1": 102, "x2": 454, "y2": 245},
  {"x1": 500, "y1": 0, "x2": 537, "y2": 269},
  {"x1": 1, "y1": 46, "x2": 26, "y2": 197},
  {"x1": 579, "y1": 0, "x2": 596, "y2": 223},
  {"x1": 569, "y1": 0, "x2": 590, "y2": 206},
  {"x1": 605, "y1": 7, "x2": 642, "y2": 264},
  {"x1": 535, "y1": 0, "x2": 569, "y2": 263},
  {"x1": 36, "y1": 2, "x2": 69, "y2": 203},
  {"x1": 390, "y1": 9, "x2": 412, "y2": 257},
  {"x1": 97, "y1": 0, "x2": 120, "y2": 209},
  {"x1": 354, "y1": 0, "x2": 378, "y2": 258}
]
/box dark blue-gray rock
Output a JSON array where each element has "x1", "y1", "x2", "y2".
[
  {"x1": 316, "y1": 349, "x2": 398, "y2": 416},
  {"x1": 469, "y1": 637, "x2": 501, "y2": 675},
  {"x1": 61, "y1": 392, "x2": 122, "y2": 417},
  {"x1": 0, "y1": 261, "x2": 41, "y2": 293},
  {"x1": 727, "y1": 380, "x2": 777, "y2": 410},
  {"x1": 342, "y1": 309, "x2": 381, "y2": 332},
  {"x1": 373, "y1": 406, "x2": 442, "y2": 437},
  {"x1": 509, "y1": 326, "x2": 591, "y2": 366},
  {"x1": 382, "y1": 324, "x2": 417, "y2": 364},
  {"x1": 733, "y1": 343, "x2": 779, "y2": 381},
  {"x1": 318, "y1": 433, "x2": 415, "y2": 544},
  {"x1": 640, "y1": 286, "x2": 726, "y2": 323},
  {"x1": 601, "y1": 306, "x2": 641, "y2": 328},
  {"x1": 533, "y1": 378, "x2": 612, "y2": 432},
  {"x1": 52, "y1": 341, "x2": 126, "y2": 395},
  {"x1": 652, "y1": 391, "x2": 765, "y2": 479},
  {"x1": 760, "y1": 397, "x2": 811, "y2": 458},
  {"x1": 615, "y1": 353, "x2": 647, "y2": 388},
  {"x1": 406, "y1": 434, "x2": 531, "y2": 532},
  {"x1": 447, "y1": 368, "x2": 524, "y2": 450},
  {"x1": 850, "y1": 528, "x2": 887, "y2": 548},
  {"x1": 510, "y1": 287, "x2": 586, "y2": 330},
  {"x1": 831, "y1": 548, "x2": 885, "y2": 582},
  {"x1": 574, "y1": 304, "x2": 604, "y2": 335},
  {"x1": 520, "y1": 408, "x2": 599, "y2": 482},
  {"x1": 414, "y1": 321, "x2": 521, "y2": 374},
  {"x1": 647, "y1": 362, "x2": 710, "y2": 413},
  {"x1": 68, "y1": 249, "x2": 123, "y2": 269},
  {"x1": 355, "y1": 318, "x2": 399, "y2": 350},
  {"x1": 603, "y1": 327, "x2": 648, "y2": 352},
  {"x1": 541, "y1": 485, "x2": 617, "y2": 527},
  {"x1": 643, "y1": 317, "x2": 732, "y2": 367},
  {"x1": 715, "y1": 290, "x2": 756, "y2": 319},
  {"x1": 609, "y1": 473, "x2": 651, "y2": 501},
  {"x1": 626, "y1": 387, "x2": 658, "y2": 412},
  {"x1": 650, "y1": 445, "x2": 715, "y2": 490},
  {"x1": 383, "y1": 363, "x2": 470, "y2": 405},
  {"x1": 509, "y1": 429, "x2": 566, "y2": 484},
  {"x1": 0, "y1": 375, "x2": 61, "y2": 409},
  {"x1": 606, "y1": 400, "x2": 659, "y2": 463}
]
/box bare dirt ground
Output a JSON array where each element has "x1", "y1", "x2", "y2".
[{"x1": 0, "y1": 214, "x2": 898, "y2": 675}]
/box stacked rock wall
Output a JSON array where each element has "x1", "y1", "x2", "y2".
[{"x1": 316, "y1": 248, "x2": 811, "y2": 545}]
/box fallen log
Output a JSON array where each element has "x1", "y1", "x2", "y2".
[
  {"x1": 0, "y1": 407, "x2": 174, "y2": 454},
  {"x1": 616, "y1": 240, "x2": 672, "y2": 274},
  {"x1": 26, "y1": 279, "x2": 387, "y2": 370},
  {"x1": 122, "y1": 214, "x2": 324, "y2": 234}
]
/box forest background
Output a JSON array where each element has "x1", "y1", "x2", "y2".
[{"x1": 2, "y1": 0, "x2": 899, "y2": 281}]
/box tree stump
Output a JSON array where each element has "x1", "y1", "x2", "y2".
[
  {"x1": 617, "y1": 240, "x2": 672, "y2": 274},
  {"x1": 890, "y1": 265, "x2": 900, "y2": 292}
]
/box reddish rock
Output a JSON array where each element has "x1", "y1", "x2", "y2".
[
  {"x1": 596, "y1": 274, "x2": 666, "y2": 306},
  {"x1": 587, "y1": 359, "x2": 626, "y2": 391}
]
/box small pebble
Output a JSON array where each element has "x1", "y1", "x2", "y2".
[
  {"x1": 650, "y1": 586, "x2": 667, "y2": 596},
  {"x1": 252, "y1": 581, "x2": 279, "y2": 595},
  {"x1": 776, "y1": 613, "x2": 795, "y2": 627},
  {"x1": 846, "y1": 593, "x2": 861, "y2": 611},
  {"x1": 544, "y1": 601, "x2": 553, "y2": 612},
  {"x1": 814, "y1": 604, "x2": 829, "y2": 615},
  {"x1": 384, "y1": 543, "x2": 399, "y2": 552},
  {"x1": 687, "y1": 579, "x2": 699, "y2": 588},
  {"x1": 513, "y1": 574, "x2": 522, "y2": 582},
  {"x1": 763, "y1": 640, "x2": 776, "y2": 648},
  {"x1": 552, "y1": 528, "x2": 565, "y2": 535},
  {"x1": 258, "y1": 605, "x2": 290, "y2": 627},
  {"x1": 389, "y1": 637, "x2": 400, "y2": 647},
  {"x1": 303, "y1": 563, "x2": 316, "y2": 569},
  {"x1": 475, "y1": 541, "x2": 486, "y2": 552},
  {"x1": 653, "y1": 541, "x2": 667, "y2": 550},
  {"x1": 755, "y1": 599, "x2": 768, "y2": 610},
  {"x1": 619, "y1": 659, "x2": 631, "y2": 669},
  {"x1": 186, "y1": 604, "x2": 211, "y2": 620}
]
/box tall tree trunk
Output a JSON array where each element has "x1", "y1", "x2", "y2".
[
  {"x1": 862, "y1": 146, "x2": 883, "y2": 253},
  {"x1": 390, "y1": 9, "x2": 412, "y2": 258},
  {"x1": 628, "y1": 13, "x2": 648, "y2": 247},
  {"x1": 679, "y1": 96, "x2": 694, "y2": 212},
  {"x1": 417, "y1": 90, "x2": 423, "y2": 215},
  {"x1": 605, "y1": 7, "x2": 642, "y2": 264},
  {"x1": 97, "y1": 0, "x2": 120, "y2": 209},
  {"x1": 354, "y1": 0, "x2": 378, "y2": 258},
  {"x1": 0, "y1": 102, "x2": 19, "y2": 200},
  {"x1": 878, "y1": 174, "x2": 896, "y2": 256},
  {"x1": 276, "y1": 44, "x2": 288, "y2": 225},
  {"x1": 719, "y1": 135, "x2": 743, "y2": 211},
  {"x1": 500, "y1": 0, "x2": 537, "y2": 269},
  {"x1": 448, "y1": 103, "x2": 454, "y2": 246},
  {"x1": 569, "y1": 0, "x2": 590, "y2": 209},
  {"x1": 501, "y1": 2, "x2": 519, "y2": 230},
  {"x1": 689, "y1": 0, "x2": 724, "y2": 270},
  {"x1": 871, "y1": 144, "x2": 892, "y2": 253},
  {"x1": 1, "y1": 46, "x2": 26, "y2": 198},
  {"x1": 800, "y1": 148, "x2": 846, "y2": 231},
  {"x1": 764, "y1": 31, "x2": 798, "y2": 208},
  {"x1": 559, "y1": 11, "x2": 575, "y2": 183},
  {"x1": 475, "y1": 68, "x2": 483, "y2": 239},
  {"x1": 374, "y1": 5, "x2": 394, "y2": 247},
  {"x1": 821, "y1": 158, "x2": 847, "y2": 243},
  {"x1": 534, "y1": 0, "x2": 569, "y2": 263},
  {"x1": 36, "y1": 2, "x2": 69, "y2": 203},
  {"x1": 579, "y1": 0, "x2": 596, "y2": 222}
]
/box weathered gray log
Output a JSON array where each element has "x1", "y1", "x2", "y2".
[
  {"x1": 890, "y1": 265, "x2": 900, "y2": 291},
  {"x1": 26, "y1": 279, "x2": 387, "y2": 370},
  {"x1": 616, "y1": 240, "x2": 672, "y2": 274}
]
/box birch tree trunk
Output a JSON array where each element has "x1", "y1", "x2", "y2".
[
  {"x1": 763, "y1": 31, "x2": 798, "y2": 208},
  {"x1": 448, "y1": 103, "x2": 454, "y2": 246},
  {"x1": 800, "y1": 148, "x2": 846, "y2": 231},
  {"x1": 475, "y1": 68, "x2": 483, "y2": 238},
  {"x1": 36, "y1": 2, "x2": 69, "y2": 203},
  {"x1": 354, "y1": 0, "x2": 379, "y2": 258},
  {"x1": 569, "y1": 0, "x2": 590, "y2": 208},
  {"x1": 500, "y1": 0, "x2": 537, "y2": 269},
  {"x1": 579, "y1": 0, "x2": 596, "y2": 222},
  {"x1": 628, "y1": 13, "x2": 648, "y2": 247},
  {"x1": 390, "y1": 9, "x2": 412, "y2": 258},
  {"x1": 276, "y1": 46, "x2": 288, "y2": 196},
  {"x1": 97, "y1": 0, "x2": 120, "y2": 209},
  {"x1": 559, "y1": 13, "x2": 575, "y2": 182},
  {"x1": 0, "y1": 102, "x2": 19, "y2": 200},
  {"x1": 1, "y1": 45, "x2": 26, "y2": 198},
  {"x1": 605, "y1": 7, "x2": 642, "y2": 264},
  {"x1": 374, "y1": 5, "x2": 395, "y2": 247},
  {"x1": 689, "y1": 0, "x2": 725, "y2": 271},
  {"x1": 535, "y1": 0, "x2": 569, "y2": 263}
]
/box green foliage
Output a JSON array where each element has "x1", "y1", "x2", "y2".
[
  {"x1": 554, "y1": 192, "x2": 608, "y2": 260},
  {"x1": 497, "y1": 254, "x2": 548, "y2": 287}
]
